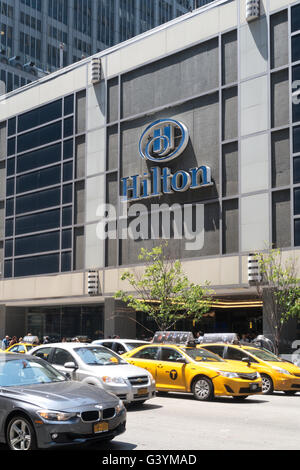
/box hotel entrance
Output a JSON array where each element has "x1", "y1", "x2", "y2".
[{"x1": 26, "y1": 305, "x2": 104, "y2": 342}]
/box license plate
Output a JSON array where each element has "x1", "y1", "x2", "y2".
[
  {"x1": 138, "y1": 388, "x2": 148, "y2": 395},
  {"x1": 250, "y1": 384, "x2": 259, "y2": 391},
  {"x1": 94, "y1": 422, "x2": 109, "y2": 434}
]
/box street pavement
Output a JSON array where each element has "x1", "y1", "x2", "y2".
[
  {"x1": 92, "y1": 391, "x2": 300, "y2": 451},
  {"x1": 1, "y1": 391, "x2": 299, "y2": 451}
]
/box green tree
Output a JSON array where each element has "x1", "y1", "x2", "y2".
[
  {"x1": 254, "y1": 249, "x2": 300, "y2": 354},
  {"x1": 115, "y1": 243, "x2": 214, "y2": 332}
]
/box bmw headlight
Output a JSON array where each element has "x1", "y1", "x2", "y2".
[
  {"x1": 272, "y1": 366, "x2": 292, "y2": 376},
  {"x1": 115, "y1": 399, "x2": 125, "y2": 415},
  {"x1": 101, "y1": 376, "x2": 126, "y2": 385},
  {"x1": 218, "y1": 371, "x2": 239, "y2": 378},
  {"x1": 37, "y1": 410, "x2": 76, "y2": 422}
]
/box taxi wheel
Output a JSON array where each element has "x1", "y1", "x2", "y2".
[
  {"x1": 192, "y1": 376, "x2": 214, "y2": 401},
  {"x1": 6, "y1": 415, "x2": 37, "y2": 451},
  {"x1": 261, "y1": 374, "x2": 274, "y2": 395}
]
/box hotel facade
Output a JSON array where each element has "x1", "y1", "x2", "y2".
[{"x1": 0, "y1": 0, "x2": 299, "y2": 350}]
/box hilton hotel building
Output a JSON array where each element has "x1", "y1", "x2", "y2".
[{"x1": 0, "y1": 0, "x2": 299, "y2": 348}]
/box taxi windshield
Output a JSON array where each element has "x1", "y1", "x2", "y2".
[
  {"x1": 244, "y1": 348, "x2": 281, "y2": 362},
  {"x1": 184, "y1": 348, "x2": 225, "y2": 363}
]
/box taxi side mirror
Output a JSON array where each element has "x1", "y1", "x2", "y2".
[
  {"x1": 242, "y1": 357, "x2": 252, "y2": 366},
  {"x1": 176, "y1": 357, "x2": 188, "y2": 364}
]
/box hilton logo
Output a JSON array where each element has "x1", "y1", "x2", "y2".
[
  {"x1": 139, "y1": 119, "x2": 189, "y2": 163},
  {"x1": 121, "y1": 119, "x2": 213, "y2": 202}
]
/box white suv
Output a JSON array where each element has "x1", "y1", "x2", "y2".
[
  {"x1": 29, "y1": 343, "x2": 156, "y2": 405},
  {"x1": 92, "y1": 339, "x2": 150, "y2": 356}
]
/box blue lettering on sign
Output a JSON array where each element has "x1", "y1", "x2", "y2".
[{"x1": 121, "y1": 119, "x2": 213, "y2": 202}]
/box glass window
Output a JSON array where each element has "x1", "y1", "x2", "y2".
[
  {"x1": 184, "y1": 348, "x2": 224, "y2": 362},
  {"x1": 14, "y1": 253, "x2": 60, "y2": 277},
  {"x1": 16, "y1": 188, "x2": 61, "y2": 215},
  {"x1": 292, "y1": 4, "x2": 300, "y2": 33},
  {"x1": 5, "y1": 199, "x2": 14, "y2": 217},
  {"x1": 63, "y1": 184, "x2": 72, "y2": 204},
  {"x1": 8, "y1": 117, "x2": 16, "y2": 136},
  {"x1": 294, "y1": 188, "x2": 300, "y2": 215},
  {"x1": 5, "y1": 240, "x2": 13, "y2": 258},
  {"x1": 113, "y1": 343, "x2": 126, "y2": 355},
  {"x1": 201, "y1": 345, "x2": 225, "y2": 358},
  {"x1": 62, "y1": 206, "x2": 72, "y2": 227},
  {"x1": 61, "y1": 251, "x2": 72, "y2": 272},
  {"x1": 64, "y1": 117, "x2": 74, "y2": 138},
  {"x1": 132, "y1": 347, "x2": 160, "y2": 360},
  {"x1": 7, "y1": 138, "x2": 15, "y2": 156},
  {"x1": 0, "y1": 358, "x2": 66, "y2": 387},
  {"x1": 15, "y1": 209, "x2": 60, "y2": 235},
  {"x1": 161, "y1": 348, "x2": 185, "y2": 362},
  {"x1": 295, "y1": 219, "x2": 300, "y2": 246},
  {"x1": 7, "y1": 158, "x2": 15, "y2": 177},
  {"x1": 5, "y1": 219, "x2": 14, "y2": 237},
  {"x1": 244, "y1": 348, "x2": 280, "y2": 362},
  {"x1": 17, "y1": 143, "x2": 62, "y2": 174},
  {"x1": 15, "y1": 231, "x2": 60, "y2": 256},
  {"x1": 6, "y1": 179, "x2": 14, "y2": 197},
  {"x1": 17, "y1": 122, "x2": 62, "y2": 154},
  {"x1": 4, "y1": 260, "x2": 12, "y2": 278},
  {"x1": 63, "y1": 162, "x2": 73, "y2": 182},
  {"x1": 63, "y1": 139, "x2": 73, "y2": 160},
  {"x1": 294, "y1": 157, "x2": 300, "y2": 184},
  {"x1": 225, "y1": 347, "x2": 250, "y2": 361},
  {"x1": 74, "y1": 347, "x2": 126, "y2": 365},
  {"x1": 292, "y1": 34, "x2": 300, "y2": 62},
  {"x1": 16, "y1": 165, "x2": 61, "y2": 194},
  {"x1": 293, "y1": 125, "x2": 300, "y2": 153},
  {"x1": 64, "y1": 95, "x2": 74, "y2": 115},
  {"x1": 62, "y1": 229, "x2": 72, "y2": 249},
  {"x1": 51, "y1": 348, "x2": 75, "y2": 366},
  {"x1": 18, "y1": 99, "x2": 62, "y2": 133},
  {"x1": 32, "y1": 347, "x2": 52, "y2": 362}
]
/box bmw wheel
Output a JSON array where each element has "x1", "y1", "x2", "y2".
[
  {"x1": 261, "y1": 374, "x2": 274, "y2": 395},
  {"x1": 192, "y1": 376, "x2": 214, "y2": 401},
  {"x1": 6, "y1": 415, "x2": 37, "y2": 451}
]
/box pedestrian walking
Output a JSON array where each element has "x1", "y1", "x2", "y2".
[
  {"x1": 9, "y1": 336, "x2": 17, "y2": 347},
  {"x1": 2, "y1": 335, "x2": 10, "y2": 350}
]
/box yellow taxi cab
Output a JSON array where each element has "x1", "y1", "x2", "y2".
[
  {"x1": 5, "y1": 343, "x2": 35, "y2": 354},
  {"x1": 122, "y1": 332, "x2": 262, "y2": 401},
  {"x1": 200, "y1": 342, "x2": 300, "y2": 395}
]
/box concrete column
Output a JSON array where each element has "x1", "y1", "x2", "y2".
[
  {"x1": 0, "y1": 306, "x2": 26, "y2": 341},
  {"x1": 104, "y1": 298, "x2": 137, "y2": 339}
]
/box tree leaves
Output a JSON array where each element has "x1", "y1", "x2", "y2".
[{"x1": 115, "y1": 243, "x2": 214, "y2": 331}]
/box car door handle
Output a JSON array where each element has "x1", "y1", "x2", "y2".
[{"x1": 157, "y1": 365, "x2": 164, "y2": 369}]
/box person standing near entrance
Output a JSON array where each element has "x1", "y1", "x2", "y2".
[{"x1": 2, "y1": 336, "x2": 10, "y2": 350}]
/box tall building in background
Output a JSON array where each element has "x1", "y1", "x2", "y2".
[{"x1": 0, "y1": 0, "x2": 215, "y2": 93}]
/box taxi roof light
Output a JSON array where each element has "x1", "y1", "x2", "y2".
[{"x1": 153, "y1": 331, "x2": 195, "y2": 345}]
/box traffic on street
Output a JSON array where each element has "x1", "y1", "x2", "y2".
[{"x1": 0, "y1": 331, "x2": 299, "y2": 451}]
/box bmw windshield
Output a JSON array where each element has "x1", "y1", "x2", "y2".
[
  {"x1": 75, "y1": 347, "x2": 127, "y2": 365},
  {"x1": 184, "y1": 348, "x2": 225, "y2": 362},
  {"x1": 0, "y1": 357, "x2": 66, "y2": 387}
]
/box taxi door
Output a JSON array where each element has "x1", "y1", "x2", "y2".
[
  {"x1": 155, "y1": 347, "x2": 187, "y2": 391},
  {"x1": 125, "y1": 346, "x2": 160, "y2": 381}
]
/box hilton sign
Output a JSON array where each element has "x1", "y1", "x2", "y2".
[{"x1": 121, "y1": 119, "x2": 213, "y2": 202}]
